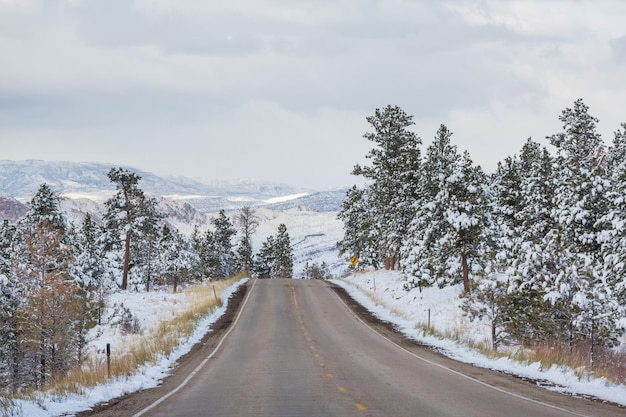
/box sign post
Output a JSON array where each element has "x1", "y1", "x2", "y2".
[{"x1": 106, "y1": 343, "x2": 111, "y2": 379}]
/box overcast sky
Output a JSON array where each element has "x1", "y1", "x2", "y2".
[{"x1": 1, "y1": 0, "x2": 625, "y2": 190}]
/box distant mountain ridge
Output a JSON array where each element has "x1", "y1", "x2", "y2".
[
  {"x1": 0, "y1": 160, "x2": 347, "y2": 213},
  {"x1": 0, "y1": 160, "x2": 311, "y2": 200},
  {"x1": 0, "y1": 160, "x2": 348, "y2": 275}
]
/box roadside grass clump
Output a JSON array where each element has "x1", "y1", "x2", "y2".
[
  {"x1": 521, "y1": 342, "x2": 626, "y2": 384},
  {"x1": 19, "y1": 275, "x2": 246, "y2": 399}
]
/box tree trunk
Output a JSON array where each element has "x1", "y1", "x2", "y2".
[
  {"x1": 122, "y1": 231, "x2": 131, "y2": 290},
  {"x1": 461, "y1": 252, "x2": 470, "y2": 294}
]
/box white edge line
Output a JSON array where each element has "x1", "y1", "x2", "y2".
[
  {"x1": 132, "y1": 279, "x2": 257, "y2": 417},
  {"x1": 328, "y1": 282, "x2": 591, "y2": 417}
]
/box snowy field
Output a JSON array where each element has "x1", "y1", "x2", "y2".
[{"x1": 334, "y1": 270, "x2": 626, "y2": 407}]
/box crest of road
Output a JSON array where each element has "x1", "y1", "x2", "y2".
[{"x1": 135, "y1": 279, "x2": 623, "y2": 417}]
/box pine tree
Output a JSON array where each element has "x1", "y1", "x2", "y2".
[
  {"x1": 600, "y1": 123, "x2": 626, "y2": 303},
  {"x1": 403, "y1": 125, "x2": 460, "y2": 289},
  {"x1": 158, "y1": 225, "x2": 194, "y2": 292},
  {"x1": 252, "y1": 224, "x2": 294, "y2": 279},
  {"x1": 234, "y1": 206, "x2": 259, "y2": 273},
  {"x1": 352, "y1": 105, "x2": 422, "y2": 269},
  {"x1": 191, "y1": 226, "x2": 220, "y2": 280},
  {"x1": 253, "y1": 235, "x2": 275, "y2": 279},
  {"x1": 504, "y1": 139, "x2": 556, "y2": 343},
  {"x1": 22, "y1": 184, "x2": 66, "y2": 234},
  {"x1": 0, "y1": 220, "x2": 23, "y2": 390},
  {"x1": 274, "y1": 224, "x2": 294, "y2": 278},
  {"x1": 103, "y1": 168, "x2": 160, "y2": 290},
  {"x1": 543, "y1": 99, "x2": 619, "y2": 359},
  {"x1": 337, "y1": 186, "x2": 380, "y2": 269},
  {"x1": 212, "y1": 210, "x2": 237, "y2": 279},
  {"x1": 73, "y1": 214, "x2": 110, "y2": 326},
  {"x1": 404, "y1": 127, "x2": 491, "y2": 293}
]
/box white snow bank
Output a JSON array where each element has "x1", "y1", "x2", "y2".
[{"x1": 333, "y1": 270, "x2": 626, "y2": 407}]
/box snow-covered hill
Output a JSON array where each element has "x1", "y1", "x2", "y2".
[
  {"x1": 0, "y1": 160, "x2": 349, "y2": 276},
  {"x1": 0, "y1": 160, "x2": 311, "y2": 202}
]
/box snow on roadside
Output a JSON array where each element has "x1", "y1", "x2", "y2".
[
  {"x1": 13, "y1": 279, "x2": 248, "y2": 417},
  {"x1": 333, "y1": 270, "x2": 626, "y2": 407}
]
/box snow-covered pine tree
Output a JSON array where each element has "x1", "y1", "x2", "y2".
[
  {"x1": 273, "y1": 223, "x2": 294, "y2": 279},
  {"x1": 21, "y1": 183, "x2": 66, "y2": 235},
  {"x1": 234, "y1": 206, "x2": 259, "y2": 273},
  {"x1": 0, "y1": 220, "x2": 23, "y2": 390},
  {"x1": 191, "y1": 226, "x2": 220, "y2": 280},
  {"x1": 252, "y1": 224, "x2": 293, "y2": 279},
  {"x1": 404, "y1": 127, "x2": 491, "y2": 293},
  {"x1": 253, "y1": 235, "x2": 275, "y2": 279},
  {"x1": 403, "y1": 125, "x2": 459, "y2": 290},
  {"x1": 158, "y1": 225, "x2": 195, "y2": 292},
  {"x1": 337, "y1": 185, "x2": 380, "y2": 269},
  {"x1": 489, "y1": 155, "x2": 523, "y2": 275},
  {"x1": 103, "y1": 168, "x2": 159, "y2": 290},
  {"x1": 544, "y1": 99, "x2": 620, "y2": 358},
  {"x1": 212, "y1": 210, "x2": 237, "y2": 279},
  {"x1": 73, "y1": 214, "x2": 110, "y2": 326},
  {"x1": 352, "y1": 105, "x2": 422, "y2": 270},
  {"x1": 600, "y1": 123, "x2": 626, "y2": 303},
  {"x1": 506, "y1": 139, "x2": 556, "y2": 343}
]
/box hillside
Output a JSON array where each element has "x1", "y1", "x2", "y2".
[{"x1": 0, "y1": 160, "x2": 349, "y2": 276}]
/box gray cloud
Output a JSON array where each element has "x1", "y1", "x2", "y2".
[
  {"x1": 611, "y1": 35, "x2": 626, "y2": 64},
  {"x1": 1, "y1": 0, "x2": 625, "y2": 189}
]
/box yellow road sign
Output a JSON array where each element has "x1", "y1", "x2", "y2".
[{"x1": 349, "y1": 256, "x2": 359, "y2": 266}]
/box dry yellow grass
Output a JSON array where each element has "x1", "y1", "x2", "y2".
[{"x1": 42, "y1": 275, "x2": 246, "y2": 397}]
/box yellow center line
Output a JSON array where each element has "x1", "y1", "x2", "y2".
[{"x1": 289, "y1": 281, "x2": 368, "y2": 413}]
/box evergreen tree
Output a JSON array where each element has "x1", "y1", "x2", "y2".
[
  {"x1": 234, "y1": 206, "x2": 259, "y2": 273},
  {"x1": 505, "y1": 139, "x2": 556, "y2": 343},
  {"x1": 403, "y1": 125, "x2": 460, "y2": 289},
  {"x1": 212, "y1": 210, "x2": 237, "y2": 279},
  {"x1": 22, "y1": 183, "x2": 66, "y2": 235},
  {"x1": 462, "y1": 273, "x2": 511, "y2": 351},
  {"x1": 158, "y1": 225, "x2": 195, "y2": 292},
  {"x1": 337, "y1": 186, "x2": 380, "y2": 269},
  {"x1": 0, "y1": 220, "x2": 23, "y2": 390},
  {"x1": 253, "y1": 235, "x2": 275, "y2": 279},
  {"x1": 252, "y1": 224, "x2": 294, "y2": 279},
  {"x1": 103, "y1": 168, "x2": 160, "y2": 290},
  {"x1": 543, "y1": 99, "x2": 619, "y2": 359},
  {"x1": 352, "y1": 105, "x2": 422, "y2": 269},
  {"x1": 191, "y1": 226, "x2": 220, "y2": 280},
  {"x1": 273, "y1": 224, "x2": 294, "y2": 278},
  {"x1": 73, "y1": 214, "x2": 110, "y2": 326},
  {"x1": 404, "y1": 127, "x2": 491, "y2": 293},
  {"x1": 600, "y1": 123, "x2": 626, "y2": 303}
]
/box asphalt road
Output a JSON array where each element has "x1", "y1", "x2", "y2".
[{"x1": 139, "y1": 279, "x2": 624, "y2": 417}]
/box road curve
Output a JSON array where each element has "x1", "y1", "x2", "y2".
[{"x1": 140, "y1": 279, "x2": 623, "y2": 417}]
